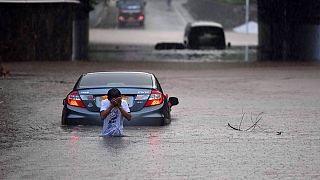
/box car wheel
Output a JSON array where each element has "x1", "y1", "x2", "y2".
[
  {"x1": 139, "y1": 21, "x2": 144, "y2": 27},
  {"x1": 160, "y1": 118, "x2": 165, "y2": 126},
  {"x1": 61, "y1": 107, "x2": 69, "y2": 125},
  {"x1": 164, "y1": 118, "x2": 171, "y2": 125},
  {"x1": 162, "y1": 102, "x2": 171, "y2": 125}
]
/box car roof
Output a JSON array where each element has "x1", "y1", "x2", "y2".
[
  {"x1": 85, "y1": 71, "x2": 152, "y2": 76},
  {"x1": 77, "y1": 72, "x2": 156, "y2": 89},
  {"x1": 190, "y1": 21, "x2": 223, "y2": 28}
]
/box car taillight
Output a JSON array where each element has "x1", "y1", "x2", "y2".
[
  {"x1": 138, "y1": 15, "x2": 144, "y2": 21},
  {"x1": 67, "y1": 91, "x2": 85, "y2": 108},
  {"x1": 118, "y1": 16, "x2": 125, "y2": 21},
  {"x1": 144, "y1": 90, "x2": 163, "y2": 107}
]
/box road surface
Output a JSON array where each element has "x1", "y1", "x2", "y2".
[
  {"x1": 1, "y1": 61, "x2": 320, "y2": 179},
  {"x1": 1, "y1": 1, "x2": 317, "y2": 179}
]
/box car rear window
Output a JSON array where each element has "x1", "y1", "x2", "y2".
[
  {"x1": 190, "y1": 27, "x2": 224, "y2": 38},
  {"x1": 78, "y1": 72, "x2": 153, "y2": 89},
  {"x1": 121, "y1": 4, "x2": 141, "y2": 9},
  {"x1": 119, "y1": 0, "x2": 143, "y2": 9},
  {"x1": 189, "y1": 26, "x2": 226, "y2": 49}
]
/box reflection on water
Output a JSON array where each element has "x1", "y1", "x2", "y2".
[
  {"x1": 67, "y1": 129, "x2": 81, "y2": 178},
  {"x1": 100, "y1": 136, "x2": 129, "y2": 151},
  {"x1": 99, "y1": 127, "x2": 162, "y2": 150},
  {"x1": 70, "y1": 131, "x2": 81, "y2": 142},
  {"x1": 150, "y1": 135, "x2": 158, "y2": 145}
]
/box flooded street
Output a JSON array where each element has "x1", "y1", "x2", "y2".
[
  {"x1": 1, "y1": 61, "x2": 320, "y2": 179},
  {"x1": 1, "y1": 0, "x2": 319, "y2": 179}
]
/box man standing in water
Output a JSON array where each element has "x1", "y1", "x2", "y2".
[{"x1": 100, "y1": 88, "x2": 131, "y2": 137}]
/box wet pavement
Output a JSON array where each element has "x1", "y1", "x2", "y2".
[
  {"x1": 1, "y1": 0, "x2": 319, "y2": 179},
  {"x1": 1, "y1": 61, "x2": 320, "y2": 179}
]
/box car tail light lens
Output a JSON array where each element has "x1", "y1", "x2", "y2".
[
  {"x1": 67, "y1": 91, "x2": 85, "y2": 108},
  {"x1": 138, "y1": 15, "x2": 144, "y2": 21},
  {"x1": 144, "y1": 90, "x2": 163, "y2": 107},
  {"x1": 118, "y1": 16, "x2": 125, "y2": 21}
]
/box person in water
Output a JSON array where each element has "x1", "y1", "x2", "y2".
[{"x1": 100, "y1": 88, "x2": 131, "y2": 136}]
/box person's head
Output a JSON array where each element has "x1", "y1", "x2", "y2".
[{"x1": 107, "y1": 88, "x2": 121, "y2": 100}]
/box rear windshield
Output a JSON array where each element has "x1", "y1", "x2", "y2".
[
  {"x1": 78, "y1": 72, "x2": 153, "y2": 89},
  {"x1": 119, "y1": 1, "x2": 143, "y2": 9},
  {"x1": 190, "y1": 27, "x2": 225, "y2": 38},
  {"x1": 189, "y1": 26, "x2": 226, "y2": 49}
]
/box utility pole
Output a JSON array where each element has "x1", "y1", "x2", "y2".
[
  {"x1": 244, "y1": 0, "x2": 250, "y2": 62},
  {"x1": 245, "y1": 0, "x2": 250, "y2": 34}
]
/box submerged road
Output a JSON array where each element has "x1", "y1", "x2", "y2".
[
  {"x1": 0, "y1": 0, "x2": 317, "y2": 179},
  {"x1": 1, "y1": 61, "x2": 320, "y2": 179},
  {"x1": 88, "y1": 0, "x2": 257, "y2": 62}
]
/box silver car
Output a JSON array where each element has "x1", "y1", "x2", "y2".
[{"x1": 61, "y1": 72, "x2": 179, "y2": 126}]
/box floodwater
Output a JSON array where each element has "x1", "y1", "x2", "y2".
[
  {"x1": 89, "y1": 43, "x2": 257, "y2": 63},
  {"x1": 1, "y1": 61, "x2": 320, "y2": 179}
]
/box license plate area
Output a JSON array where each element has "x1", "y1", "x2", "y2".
[{"x1": 127, "y1": 17, "x2": 136, "y2": 22}]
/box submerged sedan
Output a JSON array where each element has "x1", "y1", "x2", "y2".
[{"x1": 61, "y1": 72, "x2": 179, "y2": 126}]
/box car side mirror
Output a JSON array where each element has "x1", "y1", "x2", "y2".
[{"x1": 169, "y1": 97, "x2": 179, "y2": 106}]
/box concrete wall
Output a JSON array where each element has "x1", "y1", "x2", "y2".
[
  {"x1": 0, "y1": 3, "x2": 77, "y2": 61},
  {"x1": 258, "y1": 0, "x2": 320, "y2": 61}
]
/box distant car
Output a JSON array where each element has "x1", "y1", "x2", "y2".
[
  {"x1": 116, "y1": 0, "x2": 146, "y2": 27},
  {"x1": 61, "y1": 72, "x2": 179, "y2": 126},
  {"x1": 184, "y1": 21, "x2": 227, "y2": 50}
]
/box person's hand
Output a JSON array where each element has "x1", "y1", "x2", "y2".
[
  {"x1": 111, "y1": 97, "x2": 122, "y2": 107},
  {"x1": 110, "y1": 98, "x2": 118, "y2": 107},
  {"x1": 115, "y1": 97, "x2": 122, "y2": 107}
]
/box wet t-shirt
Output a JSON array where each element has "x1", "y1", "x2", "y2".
[{"x1": 100, "y1": 99, "x2": 130, "y2": 137}]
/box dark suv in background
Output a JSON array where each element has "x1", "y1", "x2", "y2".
[{"x1": 116, "y1": 0, "x2": 146, "y2": 27}]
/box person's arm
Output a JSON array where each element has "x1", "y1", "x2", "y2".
[
  {"x1": 119, "y1": 106, "x2": 131, "y2": 121},
  {"x1": 100, "y1": 101, "x2": 114, "y2": 120},
  {"x1": 116, "y1": 98, "x2": 131, "y2": 121}
]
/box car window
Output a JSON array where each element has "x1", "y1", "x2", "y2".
[
  {"x1": 78, "y1": 73, "x2": 153, "y2": 89},
  {"x1": 190, "y1": 27, "x2": 224, "y2": 39},
  {"x1": 121, "y1": 4, "x2": 141, "y2": 10},
  {"x1": 119, "y1": 0, "x2": 143, "y2": 9},
  {"x1": 188, "y1": 26, "x2": 226, "y2": 49},
  {"x1": 154, "y1": 76, "x2": 163, "y2": 93}
]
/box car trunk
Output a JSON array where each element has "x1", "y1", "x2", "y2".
[{"x1": 78, "y1": 88, "x2": 151, "y2": 112}]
